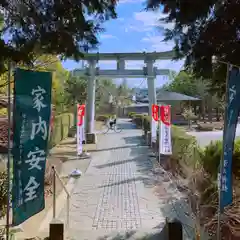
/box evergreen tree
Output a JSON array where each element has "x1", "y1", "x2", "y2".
[
  {"x1": 146, "y1": 0, "x2": 240, "y2": 93},
  {"x1": 0, "y1": 0, "x2": 117, "y2": 70}
]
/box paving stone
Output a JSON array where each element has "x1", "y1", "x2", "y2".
[{"x1": 59, "y1": 119, "x2": 202, "y2": 239}]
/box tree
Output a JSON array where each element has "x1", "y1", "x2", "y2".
[
  {"x1": 146, "y1": 0, "x2": 240, "y2": 94},
  {"x1": 116, "y1": 79, "x2": 132, "y2": 106},
  {"x1": 64, "y1": 75, "x2": 87, "y2": 108},
  {"x1": 163, "y1": 71, "x2": 196, "y2": 96},
  {"x1": 0, "y1": 0, "x2": 117, "y2": 71},
  {"x1": 0, "y1": 54, "x2": 70, "y2": 114},
  {"x1": 163, "y1": 70, "x2": 224, "y2": 121}
]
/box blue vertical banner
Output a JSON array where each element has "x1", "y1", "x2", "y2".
[
  {"x1": 220, "y1": 66, "x2": 240, "y2": 210},
  {"x1": 12, "y1": 69, "x2": 52, "y2": 225}
]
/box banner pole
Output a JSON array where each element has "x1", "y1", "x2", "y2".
[
  {"x1": 52, "y1": 166, "x2": 56, "y2": 219},
  {"x1": 158, "y1": 105, "x2": 161, "y2": 163},
  {"x1": 6, "y1": 62, "x2": 12, "y2": 240},
  {"x1": 217, "y1": 63, "x2": 230, "y2": 240}
]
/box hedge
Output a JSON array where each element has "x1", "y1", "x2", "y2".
[
  {"x1": 199, "y1": 139, "x2": 240, "y2": 179},
  {"x1": 170, "y1": 125, "x2": 198, "y2": 169},
  {"x1": 128, "y1": 112, "x2": 136, "y2": 118},
  {"x1": 0, "y1": 113, "x2": 74, "y2": 229},
  {"x1": 132, "y1": 114, "x2": 147, "y2": 128},
  {"x1": 49, "y1": 113, "x2": 74, "y2": 148},
  {"x1": 135, "y1": 113, "x2": 198, "y2": 170},
  {"x1": 196, "y1": 123, "x2": 214, "y2": 131},
  {"x1": 96, "y1": 114, "x2": 114, "y2": 122},
  {"x1": 0, "y1": 171, "x2": 7, "y2": 219},
  {"x1": 138, "y1": 113, "x2": 240, "y2": 180}
]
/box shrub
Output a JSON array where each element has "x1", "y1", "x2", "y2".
[
  {"x1": 182, "y1": 108, "x2": 197, "y2": 121},
  {"x1": 196, "y1": 123, "x2": 214, "y2": 131},
  {"x1": 170, "y1": 125, "x2": 199, "y2": 168},
  {"x1": 128, "y1": 112, "x2": 136, "y2": 118},
  {"x1": 199, "y1": 139, "x2": 240, "y2": 179},
  {"x1": 143, "y1": 115, "x2": 199, "y2": 172},
  {"x1": 143, "y1": 115, "x2": 151, "y2": 132},
  {"x1": 0, "y1": 108, "x2": 7, "y2": 116},
  {"x1": 96, "y1": 114, "x2": 112, "y2": 122},
  {"x1": 49, "y1": 113, "x2": 74, "y2": 148},
  {"x1": 132, "y1": 114, "x2": 145, "y2": 128},
  {"x1": 0, "y1": 171, "x2": 7, "y2": 218}
]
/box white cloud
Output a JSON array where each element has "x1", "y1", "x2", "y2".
[
  {"x1": 116, "y1": 17, "x2": 125, "y2": 22},
  {"x1": 98, "y1": 60, "x2": 143, "y2": 69},
  {"x1": 141, "y1": 35, "x2": 164, "y2": 43},
  {"x1": 133, "y1": 11, "x2": 175, "y2": 31},
  {"x1": 141, "y1": 35, "x2": 175, "y2": 52},
  {"x1": 118, "y1": 0, "x2": 144, "y2": 4},
  {"x1": 123, "y1": 11, "x2": 175, "y2": 33},
  {"x1": 100, "y1": 34, "x2": 118, "y2": 39},
  {"x1": 155, "y1": 60, "x2": 184, "y2": 72},
  {"x1": 125, "y1": 61, "x2": 144, "y2": 69},
  {"x1": 124, "y1": 24, "x2": 152, "y2": 33}
]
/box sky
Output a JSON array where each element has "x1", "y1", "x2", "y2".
[{"x1": 62, "y1": 0, "x2": 184, "y2": 89}]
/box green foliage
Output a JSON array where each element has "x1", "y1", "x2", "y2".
[
  {"x1": 196, "y1": 123, "x2": 214, "y2": 131},
  {"x1": 199, "y1": 139, "x2": 240, "y2": 179},
  {"x1": 182, "y1": 108, "x2": 197, "y2": 120},
  {"x1": 171, "y1": 126, "x2": 199, "y2": 167},
  {"x1": 163, "y1": 71, "x2": 197, "y2": 96},
  {"x1": 163, "y1": 71, "x2": 213, "y2": 98},
  {"x1": 146, "y1": 0, "x2": 240, "y2": 93},
  {"x1": 128, "y1": 112, "x2": 136, "y2": 118},
  {"x1": 0, "y1": 113, "x2": 74, "y2": 221},
  {"x1": 96, "y1": 114, "x2": 113, "y2": 122},
  {"x1": 143, "y1": 116, "x2": 151, "y2": 132},
  {"x1": 64, "y1": 75, "x2": 87, "y2": 107},
  {"x1": 95, "y1": 78, "x2": 132, "y2": 113},
  {"x1": 0, "y1": 1, "x2": 117, "y2": 67},
  {"x1": 141, "y1": 114, "x2": 198, "y2": 168},
  {"x1": 0, "y1": 108, "x2": 7, "y2": 116},
  {"x1": 0, "y1": 171, "x2": 7, "y2": 218},
  {"x1": 132, "y1": 114, "x2": 146, "y2": 128},
  {"x1": 130, "y1": 113, "x2": 150, "y2": 130},
  {"x1": 49, "y1": 113, "x2": 74, "y2": 148}
]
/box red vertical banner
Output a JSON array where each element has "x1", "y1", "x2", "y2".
[
  {"x1": 160, "y1": 105, "x2": 171, "y2": 126},
  {"x1": 77, "y1": 104, "x2": 85, "y2": 126},
  {"x1": 159, "y1": 105, "x2": 172, "y2": 156},
  {"x1": 152, "y1": 104, "x2": 159, "y2": 121}
]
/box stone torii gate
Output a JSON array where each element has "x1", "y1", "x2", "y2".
[{"x1": 74, "y1": 51, "x2": 175, "y2": 142}]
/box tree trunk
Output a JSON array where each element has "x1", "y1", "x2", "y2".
[
  {"x1": 208, "y1": 97, "x2": 213, "y2": 123},
  {"x1": 216, "y1": 107, "x2": 220, "y2": 121},
  {"x1": 201, "y1": 101, "x2": 206, "y2": 121},
  {"x1": 193, "y1": 105, "x2": 197, "y2": 116}
]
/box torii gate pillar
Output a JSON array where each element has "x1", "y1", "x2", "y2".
[
  {"x1": 85, "y1": 59, "x2": 97, "y2": 143},
  {"x1": 145, "y1": 59, "x2": 157, "y2": 116}
]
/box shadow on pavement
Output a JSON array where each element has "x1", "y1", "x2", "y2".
[
  {"x1": 87, "y1": 145, "x2": 141, "y2": 153},
  {"x1": 97, "y1": 226, "x2": 167, "y2": 240},
  {"x1": 97, "y1": 175, "x2": 150, "y2": 189},
  {"x1": 117, "y1": 122, "x2": 137, "y2": 130},
  {"x1": 123, "y1": 136, "x2": 144, "y2": 145},
  {"x1": 95, "y1": 158, "x2": 139, "y2": 169}
]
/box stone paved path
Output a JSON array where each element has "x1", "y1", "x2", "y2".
[{"x1": 59, "y1": 119, "x2": 200, "y2": 239}]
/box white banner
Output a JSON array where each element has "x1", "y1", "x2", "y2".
[
  {"x1": 77, "y1": 124, "x2": 83, "y2": 155},
  {"x1": 151, "y1": 118, "x2": 157, "y2": 142},
  {"x1": 159, "y1": 120, "x2": 172, "y2": 155},
  {"x1": 82, "y1": 116, "x2": 86, "y2": 142}
]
